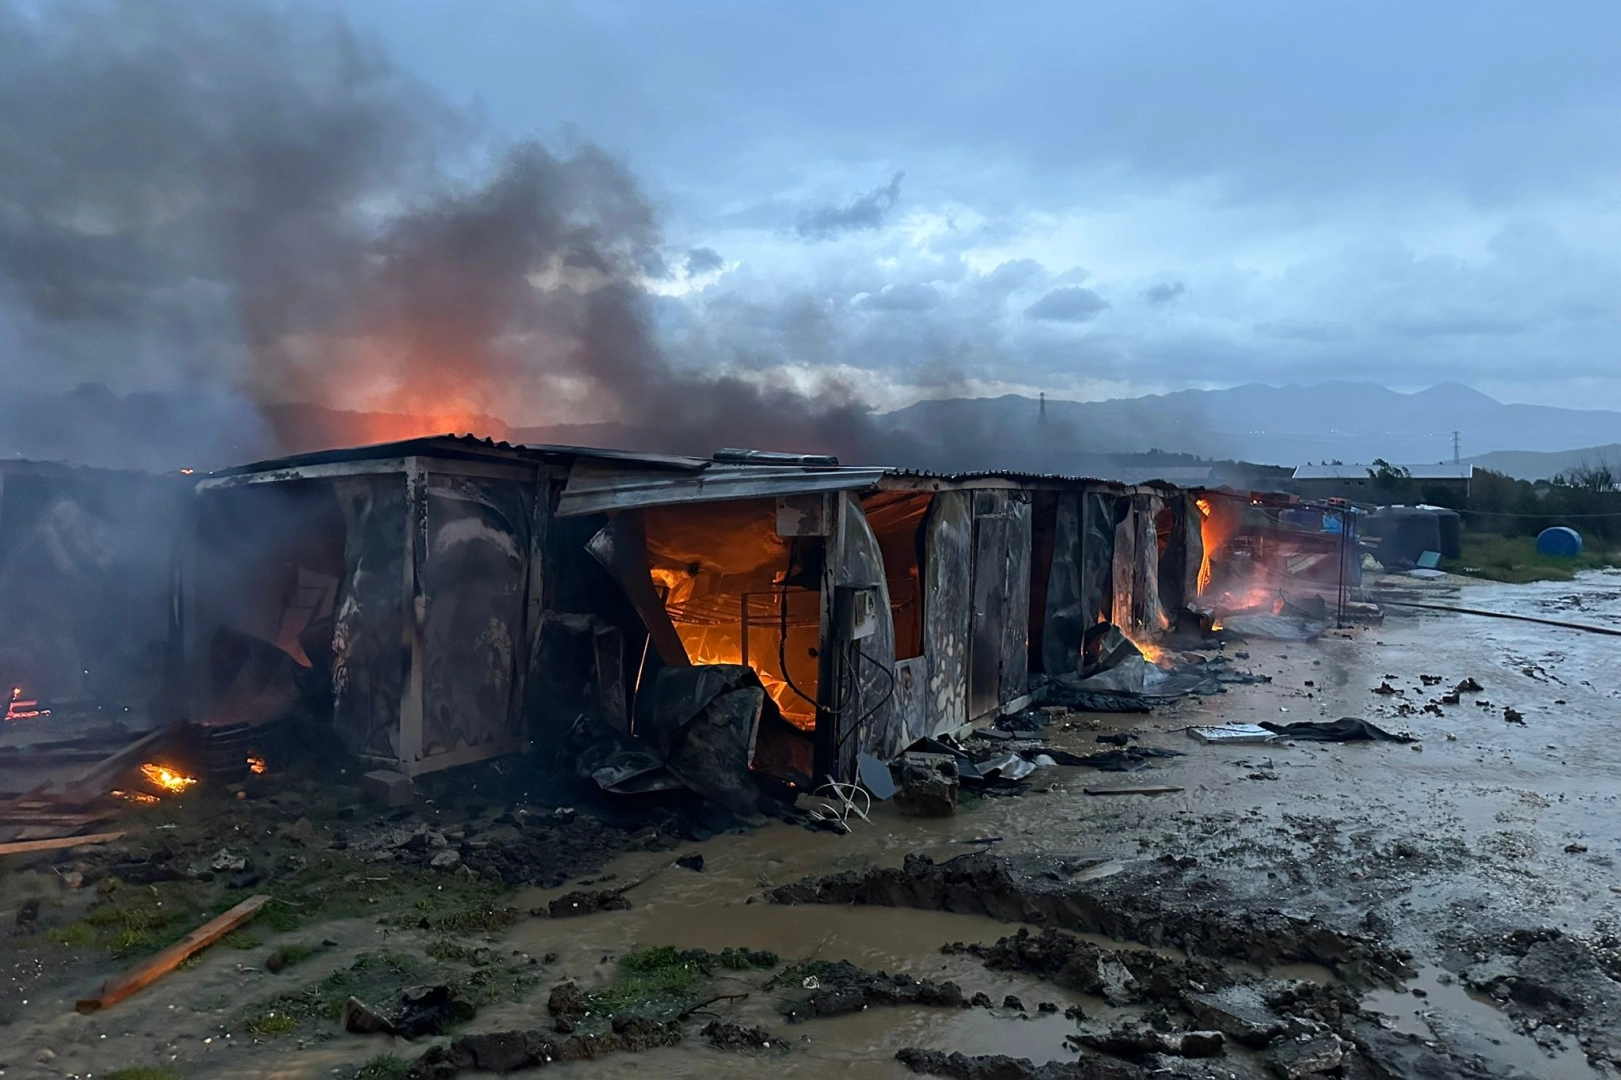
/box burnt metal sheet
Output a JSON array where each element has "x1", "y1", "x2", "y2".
[
  {"x1": 558, "y1": 461, "x2": 888, "y2": 517},
  {"x1": 969, "y1": 492, "x2": 1010, "y2": 722},
  {"x1": 1041, "y1": 491, "x2": 1085, "y2": 677},
  {"x1": 892, "y1": 656, "x2": 928, "y2": 748},
  {"x1": 1156, "y1": 495, "x2": 1191, "y2": 616},
  {"x1": 1080, "y1": 491, "x2": 1120, "y2": 628},
  {"x1": 331, "y1": 475, "x2": 408, "y2": 761},
  {"x1": 834, "y1": 492, "x2": 901, "y2": 763},
  {"x1": 1132, "y1": 494, "x2": 1166, "y2": 635},
  {"x1": 418, "y1": 473, "x2": 530, "y2": 761},
  {"x1": 1000, "y1": 492, "x2": 1032, "y2": 706},
  {"x1": 585, "y1": 513, "x2": 689, "y2": 667},
  {"x1": 1110, "y1": 500, "x2": 1136, "y2": 631},
  {"x1": 922, "y1": 490, "x2": 971, "y2": 736}
]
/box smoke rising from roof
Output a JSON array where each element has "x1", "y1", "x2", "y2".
[{"x1": 0, "y1": 0, "x2": 953, "y2": 469}]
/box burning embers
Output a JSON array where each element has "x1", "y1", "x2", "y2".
[
  {"x1": 139, "y1": 762, "x2": 197, "y2": 794},
  {"x1": 5, "y1": 686, "x2": 48, "y2": 721}
]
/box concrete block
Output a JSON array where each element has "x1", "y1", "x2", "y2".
[{"x1": 362, "y1": 769, "x2": 413, "y2": 808}]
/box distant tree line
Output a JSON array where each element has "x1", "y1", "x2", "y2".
[{"x1": 1370, "y1": 458, "x2": 1621, "y2": 543}]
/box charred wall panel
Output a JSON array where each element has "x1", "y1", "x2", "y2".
[
  {"x1": 835, "y1": 493, "x2": 900, "y2": 761},
  {"x1": 1110, "y1": 500, "x2": 1136, "y2": 630},
  {"x1": 1041, "y1": 491, "x2": 1085, "y2": 677},
  {"x1": 1000, "y1": 492, "x2": 1032, "y2": 705},
  {"x1": 922, "y1": 490, "x2": 971, "y2": 735},
  {"x1": 331, "y1": 476, "x2": 408, "y2": 761},
  {"x1": 969, "y1": 491, "x2": 1010, "y2": 722},
  {"x1": 418, "y1": 473, "x2": 530, "y2": 762},
  {"x1": 1157, "y1": 494, "x2": 1189, "y2": 616},
  {"x1": 1080, "y1": 491, "x2": 1119, "y2": 628},
  {"x1": 1132, "y1": 494, "x2": 1166, "y2": 635}
]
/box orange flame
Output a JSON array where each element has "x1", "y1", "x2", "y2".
[
  {"x1": 1195, "y1": 495, "x2": 1241, "y2": 597},
  {"x1": 649, "y1": 567, "x2": 813, "y2": 729},
  {"x1": 110, "y1": 789, "x2": 160, "y2": 805},
  {"x1": 247, "y1": 755, "x2": 267, "y2": 775},
  {"x1": 140, "y1": 763, "x2": 197, "y2": 794},
  {"x1": 1122, "y1": 632, "x2": 1174, "y2": 668}
]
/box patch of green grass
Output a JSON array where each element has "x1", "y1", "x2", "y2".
[
  {"x1": 105, "y1": 1068, "x2": 183, "y2": 1080},
  {"x1": 345, "y1": 1054, "x2": 412, "y2": 1080},
  {"x1": 224, "y1": 930, "x2": 262, "y2": 950},
  {"x1": 246, "y1": 855, "x2": 511, "y2": 937},
  {"x1": 1445, "y1": 532, "x2": 1619, "y2": 583},
  {"x1": 46, "y1": 880, "x2": 214, "y2": 958},
  {"x1": 582, "y1": 946, "x2": 778, "y2": 1014},
  {"x1": 586, "y1": 946, "x2": 709, "y2": 1012},
  {"x1": 244, "y1": 1010, "x2": 300, "y2": 1036}
]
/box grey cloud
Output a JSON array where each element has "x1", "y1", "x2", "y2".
[
  {"x1": 685, "y1": 246, "x2": 725, "y2": 275},
  {"x1": 1025, "y1": 286, "x2": 1109, "y2": 322},
  {"x1": 860, "y1": 282, "x2": 941, "y2": 312},
  {"x1": 795, "y1": 171, "x2": 904, "y2": 239},
  {"x1": 1143, "y1": 281, "x2": 1186, "y2": 306},
  {"x1": 982, "y1": 259, "x2": 1045, "y2": 293}
]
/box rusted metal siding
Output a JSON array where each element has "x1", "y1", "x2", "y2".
[{"x1": 922, "y1": 490, "x2": 971, "y2": 735}]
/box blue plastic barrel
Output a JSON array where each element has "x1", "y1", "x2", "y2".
[{"x1": 1535, "y1": 526, "x2": 1583, "y2": 557}]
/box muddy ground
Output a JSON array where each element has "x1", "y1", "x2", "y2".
[{"x1": 4, "y1": 572, "x2": 1621, "y2": 1079}]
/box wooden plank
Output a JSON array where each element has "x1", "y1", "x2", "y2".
[
  {"x1": 76, "y1": 894, "x2": 270, "y2": 1014},
  {"x1": 0, "y1": 831, "x2": 125, "y2": 856},
  {"x1": 61, "y1": 725, "x2": 179, "y2": 802},
  {"x1": 1083, "y1": 785, "x2": 1184, "y2": 797}
]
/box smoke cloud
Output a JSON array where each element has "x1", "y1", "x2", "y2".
[{"x1": 0, "y1": 0, "x2": 952, "y2": 469}]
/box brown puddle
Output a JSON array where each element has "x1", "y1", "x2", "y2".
[{"x1": 1364, "y1": 966, "x2": 1603, "y2": 1080}]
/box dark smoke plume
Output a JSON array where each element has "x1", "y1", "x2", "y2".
[{"x1": 0, "y1": 0, "x2": 971, "y2": 470}]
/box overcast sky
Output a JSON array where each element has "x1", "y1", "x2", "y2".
[{"x1": 325, "y1": 0, "x2": 1621, "y2": 412}]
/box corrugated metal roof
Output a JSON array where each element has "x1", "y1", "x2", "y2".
[
  {"x1": 1292, "y1": 463, "x2": 1474, "y2": 480},
  {"x1": 557, "y1": 461, "x2": 890, "y2": 516},
  {"x1": 207, "y1": 434, "x2": 712, "y2": 478}
]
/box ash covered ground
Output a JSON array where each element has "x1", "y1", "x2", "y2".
[{"x1": 5, "y1": 573, "x2": 1621, "y2": 1079}]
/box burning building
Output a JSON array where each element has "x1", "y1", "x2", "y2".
[{"x1": 176, "y1": 438, "x2": 1210, "y2": 793}]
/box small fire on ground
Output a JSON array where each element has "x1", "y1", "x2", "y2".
[
  {"x1": 140, "y1": 763, "x2": 198, "y2": 794},
  {"x1": 110, "y1": 789, "x2": 160, "y2": 805},
  {"x1": 247, "y1": 755, "x2": 267, "y2": 775},
  {"x1": 5, "y1": 687, "x2": 48, "y2": 722},
  {"x1": 1123, "y1": 633, "x2": 1174, "y2": 668}
]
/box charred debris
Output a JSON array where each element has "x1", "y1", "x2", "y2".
[{"x1": 0, "y1": 437, "x2": 1375, "y2": 832}]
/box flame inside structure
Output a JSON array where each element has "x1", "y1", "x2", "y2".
[
  {"x1": 5, "y1": 686, "x2": 48, "y2": 721},
  {"x1": 140, "y1": 763, "x2": 197, "y2": 794},
  {"x1": 247, "y1": 755, "x2": 267, "y2": 775},
  {"x1": 648, "y1": 566, "x2": 814, "y2": 729}
]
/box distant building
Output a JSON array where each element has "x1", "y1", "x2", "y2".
[{"x1": 1291, "y1": 463, "x2": 1474, "y2": 502}]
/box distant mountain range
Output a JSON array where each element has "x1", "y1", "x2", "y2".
[
  {"x1": 883, "y1": 382, "x2": 1621, "y2": 474},
  {"x1": 6, "y1": 380, "x2": 1620, "y2": 480}
]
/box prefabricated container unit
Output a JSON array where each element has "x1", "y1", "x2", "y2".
[{"x1": 184, "y1": 437, "x2": 556, "y2": 777}]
